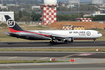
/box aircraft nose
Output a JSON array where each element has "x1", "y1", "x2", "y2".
[{"x1": 100, "y1": 33, "x2": 102, "y2": 37}]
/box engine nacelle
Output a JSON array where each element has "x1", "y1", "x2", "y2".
[{"x1": 63, "y1": 37, "x2": 74, "y2": 43}]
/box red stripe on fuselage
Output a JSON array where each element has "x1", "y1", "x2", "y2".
[{"x1": 9, "y1": 28, "x2": 51, "y2": 37}]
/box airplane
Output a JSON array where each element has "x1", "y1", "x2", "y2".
[{"x1": 4, "y1": 15, "x2": 102, "y2": 44}]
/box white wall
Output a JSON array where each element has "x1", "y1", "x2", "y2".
[
  {"x1": 0, "y1": 11, "x2": 14, "y2": 22},
  {"x1": 92, "y1": 0, "x2": 103, "y2": 4},
  {"x1": 68, "y1": 0, "x2": 80, "y2": 4},
  {"x1": 44, "y1": 0, "x2": 57, "y2": 5}
]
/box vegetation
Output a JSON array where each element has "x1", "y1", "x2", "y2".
[
  {"x1": 57, "y1": 4, "x2": 98, "y2": 11},
  {"x1": 87, "y1": 15, "x2": 105, "y2": 21},
  {"x1": 14, "y1": 11, "x2": 83, "y2": 21},
  {"x1": 0, "y1": 60, "x2": 66, "y2": 64},
  {"x1": 57, "y1": 14, "x2": 82, "y2": 21},
  {"x1": 0, "y1": 48, "x2": 105, "y2": 52},
  {"x1": 79, "y1": 4, "x2": 98, "y2": 11},
  {"x1": 14, "y1": 11, "x2": 41, "y2": 21},
  {"x1": 5, "y1": 2, "x2": 103, "y2": 21},
  {"x1": 14, "y1": 11, "x2": 105, "y2": 21},
  {"x1": 31, "y1": 12, "x2": 41, "y2": 21}
]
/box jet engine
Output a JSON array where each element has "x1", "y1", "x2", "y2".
[{"x1": 63, "y1": 37, "x2": 74, "y2": 43}]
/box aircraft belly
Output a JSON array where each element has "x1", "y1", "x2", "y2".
[
  {"x1": 73, "y1": 37, "x2": 98, "y2": 40},
  {"x1": 23, "y1": 34, "x2": 50, "y2": 40},
  {"x1": 11, "y1": 32, "x2": 51, "y2": 40}
]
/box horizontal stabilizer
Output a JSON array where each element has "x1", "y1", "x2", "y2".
[{"x1": 4, "y1": 32, "x2": 10, "y2": 35}]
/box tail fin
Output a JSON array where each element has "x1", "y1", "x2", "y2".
[{"x1": 4, "y1": 15, "x2": 24, "y2": 33}]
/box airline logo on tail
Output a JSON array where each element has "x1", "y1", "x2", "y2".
[{"x1": 7, "y1": 19, "x2": 15, "y2": 27}]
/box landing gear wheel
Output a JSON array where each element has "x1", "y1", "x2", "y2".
[
  {"x1": 71, "y1": 40, "x2": 73, "y2": 42},
  {"x1": 50, "y1": 41, "x2": 58, "y2": 44},
  {"x1": 64, "y1": 40, "x2": 68, "y2": 43}
]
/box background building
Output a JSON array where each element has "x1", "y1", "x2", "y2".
[
  {"x1": 91, "y1": 0, "x2": 103, "y2": 4},
  {"x1": 68, "y1": 0, "x2": 80, "y2": 4},
  {"x1": 0, "y1": 11, "x2": 14, "y2": 22},
  {"x1": 91, "y1": 11, "x2": 105, "y2": 16}
]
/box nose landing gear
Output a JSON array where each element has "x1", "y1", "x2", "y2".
[{"x1": 93, "y1": 39, "x2": 96, "y2": 43}]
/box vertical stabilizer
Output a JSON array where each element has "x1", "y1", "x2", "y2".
[{"x1": 4, "y1": 15, "x2": 24, "y2": 33}]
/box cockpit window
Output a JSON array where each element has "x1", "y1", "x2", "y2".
[{"x1": 98, "y1": 32, "x2": 101, "y2": 34}]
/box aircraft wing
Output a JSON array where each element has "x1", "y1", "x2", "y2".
[
  {"x1": 39, "y1": 31, "x2": 73, "y2": 42},
  {"x1": 39, "y1": 31, "x2": 69, "y2": 39}
]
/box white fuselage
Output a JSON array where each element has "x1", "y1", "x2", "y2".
[{"x1": 29, "y1": 30, "x2": 102, "y2": 39}]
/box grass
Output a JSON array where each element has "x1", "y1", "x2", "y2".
[
  {"x1": 0, "y1": 60, "x2": 67, "y2": 64},
  {"x1": 0, "y1": 48, "x2": 105, "y2": 52}
]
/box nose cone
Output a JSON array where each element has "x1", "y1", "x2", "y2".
[{"x1": 99, "y1": 33, "x2": 102, "y2": 37}]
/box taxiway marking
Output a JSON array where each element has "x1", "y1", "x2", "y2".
[
  {"x1": 61, "y1": 54, "x2": 79, "y2": 58},
  {"x1": 8, "y1": 56, "x2": 18, "y2": 59},
  {"x1": 6, "y1": 66, "x2": 17, "y2": 70},
  {"x1": 40, "y1": 57, "x2": 49, "y2": 60}
]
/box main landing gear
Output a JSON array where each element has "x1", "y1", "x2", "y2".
[
  {"x1": 49, "y1": 37, "x2": 74, "y2": 44},
  {"x1": 50, "y1": 37, "x2": 58, "y2": 44}
]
